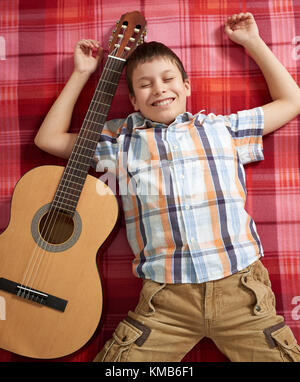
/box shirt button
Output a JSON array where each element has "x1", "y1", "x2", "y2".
[
  {"x1": 173, "y1": 145, "x2": 178, "y2": 150},
  {"x1": 255, "y1": 305, "x2": 261, "y2": 312},
  {"x1": 180, "y1": 174, "x2": 185, "y2": 179},
  {"x1": 185, "y1": 205, "x2": 190, "y2": 210}
]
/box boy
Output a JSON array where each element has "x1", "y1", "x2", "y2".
[{"x1": 35, "y1": 13, "x2": 300, "y2": 361}]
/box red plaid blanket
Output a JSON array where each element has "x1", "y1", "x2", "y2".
[{"x1": 0, "y1": 0, "x2": 299, "y2": 362}]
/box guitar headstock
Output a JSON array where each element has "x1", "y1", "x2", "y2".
[{"x1": 108, "y1": 11, "x2": 147, "y2": 61}]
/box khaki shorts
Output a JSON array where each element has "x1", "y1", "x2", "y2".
[{"x1": 94, "y1": 260, "x2": 300, "y2": 362}]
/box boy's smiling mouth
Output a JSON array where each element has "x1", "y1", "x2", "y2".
[{"x1": 151, "y1": 97, "x2": 175, "y2": 107}]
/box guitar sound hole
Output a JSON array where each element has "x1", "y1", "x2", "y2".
[{"x1": 39, "y1": 211, "x2": 74, "y2": 245}]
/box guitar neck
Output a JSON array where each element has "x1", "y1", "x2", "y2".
[{"x1": 52, "y1": 55, "x2": 126, "y2": 215}]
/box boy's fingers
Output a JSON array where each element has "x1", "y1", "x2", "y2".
[
  {"x1": 224, "y1": 21, "x2": 233, "y2": 34},
  {"x1": 77, "y1": 39, "x2": 100, "y2": 49},
  {"x1": 227, "y1": 12, "x2": 253, "y2": 23},
  {"x1": 95, "y1": 46, "x2": 104, "y2": 60},
  {"x1": 76, "y1": 39, "x2": 102, "y2": 59}
]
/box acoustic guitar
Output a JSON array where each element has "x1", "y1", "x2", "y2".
[{"x1": 0, "y1": 11, "x2": 146, "y2": 359}]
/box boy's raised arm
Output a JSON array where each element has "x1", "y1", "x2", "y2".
[
  {"x1": 225, "y1": 13, "x2": 300, "y2": 136},
  {"x1": 34, "y1": 39, "x2": 103, "y2": 159}
]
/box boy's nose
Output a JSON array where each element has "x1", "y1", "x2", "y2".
[
  {"x1": 153, "y1": 87, "x2": 166, "y2": 96},
  {"x1": 152, "y1": 81, "x2": 166, "y2": 96}
]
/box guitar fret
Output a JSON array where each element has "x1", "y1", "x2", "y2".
[
  {"x1": 60, "y1": 169, "x2": 88, "y2": 183},
  {"x1": 76, "y1": 137, "x2": 98, "y2": 146},
  {"x1": 56, "y1": 187, "x2": 81, "y2": 199},
  {"x1": 64, "y1": 162, "x2": 91, "y2": 174},
  {"x1": 53, "y1": 198, "x2": 77, "y2": 209},
  {"x1": 70, "y1": 152, "x2": 94, "y2": 162},
  {"x1": 96, "y1": 90, "x2": 114, "y2": 98},
  {"x1": 53, "y1": 197, "x2": 77, "y2": 209},
  {"x1": 80, "y1": 128, "x2": 100, "y2": 137},
  {"x1": 57, "y1": 182, "x2": 81, "y2": 193},
  {"x1": 60, "y1": 177, "x2": 85, "y2": 187},
  {"x1": 70, "y1": 147, "x2": 95, "y2": 158},
  {"x1": 84, "y1": 118, "x2": 105, "y2": 125},
  {"x1": 51, "y1": 202, "x2": 75, "y2": 214},
  {"x1": 91, "y1": 101, "x2": 111, "y2": 108},
  {"x1": 89, "y1": 110, "x2": 107, "y2": 118},
  {"x1": 106, "y1": 67, "x2": 122, "y2": 75},
  {"x1": 66, "y1": 165, "x2": 88, "y2": 174},
  {"x1": 101, "y1": 79, "x2": 118, "y2": 86},
  {"x1": 101, "y1": 71, "x2": 120, "y2": 81},
  {"x1": 70, "y1": 150, "x2": 95, "y2": 166}
]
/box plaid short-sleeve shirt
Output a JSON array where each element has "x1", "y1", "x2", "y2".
[{"x1": 94, "y1": 107, "x2": 264, "y2": 283}]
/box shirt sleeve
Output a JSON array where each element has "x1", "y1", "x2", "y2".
[
  {"x1": 92, "y1": 118, "x2": 124, "y2": 172},
  {"x1": 225, "y1": 107, "x2": 264, "y2": 165}
]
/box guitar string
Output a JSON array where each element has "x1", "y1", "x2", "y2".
[
  {"x1": 19, "y1": 53, "x2": 122, "y2": 298},
  {"x1": 18, "y1": 53, "x2": 121, "y2": 299},
  {"x1": 16, "y1": 53, "x2": 120, "y2": 297},
  {"x1": 18, "y1": 45, "x2": 127, "y2": 299},
  {"x1": 32, "y1": 25, "x2": 140, "y2": 273},
  {"x1": 20, "y1": 23, "x2": 143, "y2": 297}
]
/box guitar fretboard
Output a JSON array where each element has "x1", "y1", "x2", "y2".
[{"x1": 51, "y1": 56, "x2": 125, "y2": 215}]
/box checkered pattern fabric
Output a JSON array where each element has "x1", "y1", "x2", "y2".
[
  {"x1": 0, "y1": 0, "x2": 299, "y2": 362},
  {"x1": 94, "y1": 109, "x2": 264, "y2": 284}
]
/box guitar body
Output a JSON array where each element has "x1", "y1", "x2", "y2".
[{"x1": 0, "y1": 165, "x2": 118, "y2": 359}]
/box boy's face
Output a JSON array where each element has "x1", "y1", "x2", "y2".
[{"x1": 129, "y1": 57, "x2": 191, "y2": 125}]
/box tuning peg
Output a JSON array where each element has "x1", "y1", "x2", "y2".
[
  {"x1": 112, "y1": 20, "x2": 120, "y2": 35},
  {"x1": 137, "y1": 29, "x2": 147, "y2": 45},
  {"x1": 144, "y1": 29, "x2": 147, "y2": 41}
]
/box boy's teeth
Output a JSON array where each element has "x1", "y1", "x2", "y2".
[{"x1": 153, "y1": 98, "x2": 173, "y2": 106}]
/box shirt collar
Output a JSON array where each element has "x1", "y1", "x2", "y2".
[{"x1": 129, "y1": 111, "x2": 195, "y2": 130}]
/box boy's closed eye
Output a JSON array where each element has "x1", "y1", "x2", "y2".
[{"x1": 140, "y1": 78, "x2": 175, "y2": 88}]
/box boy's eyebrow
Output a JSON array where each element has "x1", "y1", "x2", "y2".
[{"x1": 136, "y1": 69, "x2": 175, "y2": 82}]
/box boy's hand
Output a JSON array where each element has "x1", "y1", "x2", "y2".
[
  {"x1": 74, "y1": 39, "x2": 103, "y2": 75},
  {"x1": 225, "y1": 13, "x2": 260, "y2": 46}
]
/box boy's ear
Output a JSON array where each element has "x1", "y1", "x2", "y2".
[
  {"x1": 185, "y1": 78, "x2": 191, "y2": 97},
  {"x1": 129, "y1": 93, "x2": 139, "y2": 111}
]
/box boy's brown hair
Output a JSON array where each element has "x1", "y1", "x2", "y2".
[{"x1": 125, "y1": 41, "x2": 188, "y2": 96}]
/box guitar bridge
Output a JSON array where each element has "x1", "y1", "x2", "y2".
[{"x1": 0, "y1": 278, "x2": 68, "y2": 312}]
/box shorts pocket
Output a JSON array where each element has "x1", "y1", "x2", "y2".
[
  {"x1": 240, "y1": 260, "x2": 276, "y2": 316},
  {"x1": 135, "y1": 279, "x2": 166, "y2": 316},
  {"x1": 268, "y1": 324, "x2": 300, "y2": 362},
  {"x1": 97, "y1": 317, "x2": 150, "y2": 362}
]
